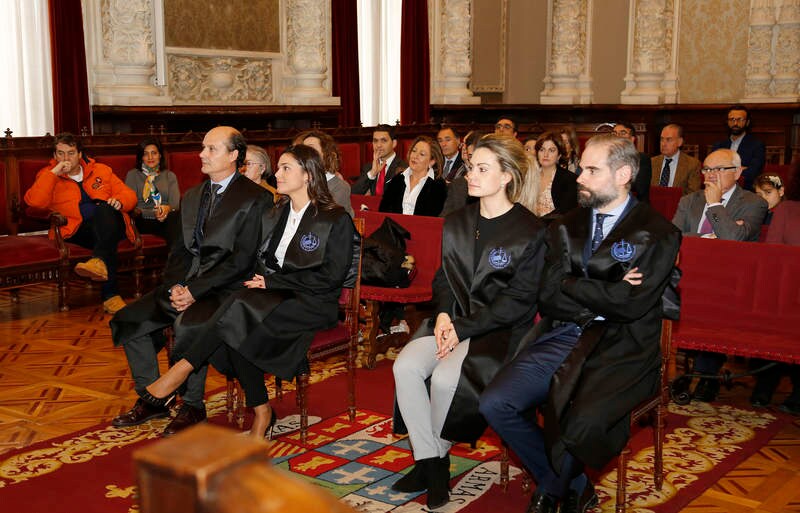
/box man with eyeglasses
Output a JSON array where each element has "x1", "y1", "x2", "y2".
[
  {"x1": 711, "y1": 105, "x2": 765, "y2": 191},
  {"x1": 611, "y1": 122, "x2": 652, "y2": 203},
  {"x1": 671, "y1": 148, "x2": 767, "y2": 403},
  {"x1": 494, "y1": 116, "x2": 518, "y2": 139}
]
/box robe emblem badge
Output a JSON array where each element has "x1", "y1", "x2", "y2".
[
  {"x1": 300, "y1": 232, "x2": 320, "y2": 252},
  {"x1": 611, "y1": 239, "x2": 635, "y2": 262},
  {"x1": 488, "y1": 247, "x2": 510, "y2": 269}
]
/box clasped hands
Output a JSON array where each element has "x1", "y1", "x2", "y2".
[
  {"x1": 434, "y1": 313, "x2": 460, "y2": 360},
  {"x1": 244, "y1": 274, "x2": 266, "y2": 289},
  {"x1": 169, "y1": 284, "x2": 195, "y2": 312}
]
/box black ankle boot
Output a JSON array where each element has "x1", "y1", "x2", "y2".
[
  {"x1": 392, "y1": 459, "x2": 430, "y2": 493},
  {"x1": 425, "y1": 455, "x2": 450, "y2": 510}
]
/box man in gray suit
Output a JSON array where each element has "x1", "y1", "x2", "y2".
[
  {"x1": 672, "y1": 148, "x2": 767, "y2": 402},
  {"x1": 672, "y1": 148, "x2": 767, "y2": 241},
  {"x1": 651, "y1": 124, "x2": 702, "y2": 195}
]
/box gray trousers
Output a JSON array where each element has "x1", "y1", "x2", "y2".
[{"x1": 393, "y1": 335, "x2": 470, "y2": 460}]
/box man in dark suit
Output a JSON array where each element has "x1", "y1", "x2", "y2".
[
  {"x1": 437, "y1": 127, "x2": 464, "y2": 182},
  {"x1": 612, "y1": 121, "x2": 652, "y2": 203},
  {"x1": 712, "y1": 104, "x2": 766, "y2": 191},
  {"x1": 651, "y1": 123, "x2": 702, "y2": 195},
  {"x1": 481, "y1": 134, "x2": 681, "y2": 513},
  {"x1": 351, "y1": 124, "x2": 408, "y2": 195},
  {"x1": 109, "y1": 126, "x2": 272, "y2": 436},
  {"x1": 672, "y1": 148, "x2": 767, "y2": 402}
]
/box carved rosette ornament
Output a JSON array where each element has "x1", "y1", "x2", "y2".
[
  {"x1": 168, "y1": 56, "x2": 273, "y2": 103},
  {"x1": 430, "y1": 0, "x2": 480, "y2": 104},
  {"x1": 621, "y1": 0, "x2": 679, "y2": 104},
  {"x1": 84, "y1": 0, "x2": 170, "y2": 105},
  {"x1": 540, "y1": 0, "x2": 593, "y2": 104},
  {"x1": 283, "y1": 0, "x2": 338, "y2": 105}
]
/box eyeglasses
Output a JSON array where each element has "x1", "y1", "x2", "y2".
[
  {"x1": 700, "y1": 166, "x2": 738, "y2": 174},
  {"x1": 244, "y1": 161, "x2": 264, "y2": 168}
]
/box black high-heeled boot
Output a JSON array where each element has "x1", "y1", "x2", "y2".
[
  {"x1": 425, "y1": 455, "x2": 451, "y2": 510},
  {"x1": 392, "y1": 459, "x2": 431, "y2": 493}
]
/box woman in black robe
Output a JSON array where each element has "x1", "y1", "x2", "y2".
[
  {"x1": 391, "y1": 135, "x2": 547, "y2": 509},
  {"x1": 137, "y1": 145, "x2": 355, "y2": 439}
]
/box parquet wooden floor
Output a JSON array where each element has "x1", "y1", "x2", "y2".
[{"x1": 0, "y1": 284, "x2": 798, "y2": 512}]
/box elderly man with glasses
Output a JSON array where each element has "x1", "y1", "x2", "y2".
[{"x1": 671, "y1": 147, "x2": 768, "y2": 403}]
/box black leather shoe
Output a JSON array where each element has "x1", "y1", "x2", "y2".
[
  {"x1": 111, "y1": 399, "x2": 170, "y2": 427},
  {"x1": 559, "y1": 481, "x2": 598, "y2": 513},
  {"x1": 693, "y1": 378, "x2": 720, "y2": 403},
  {"x1": 527, "y1": 490, "x2": 559, "y2": 513},
  {"x1": 749, "y1": 392, "x2": 770, "y2": 408},
  {"x1": 425, "y1": 456, "x2": 451, "y2": 510},
  {"x1": 162, "y1": 404, "x2": 207, "y2": 436},
  {"x1": 779, "y1": 397, "x2": 800, "y2": 416}
]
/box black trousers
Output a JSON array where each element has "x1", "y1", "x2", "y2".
[{"x1": 68, "y1": 203, "x2": 125, "y2": 299}]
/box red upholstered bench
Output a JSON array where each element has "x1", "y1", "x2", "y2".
[
  {"x1": 338, "y1": 142, "x2": 362, "y2": 182},
  {"x1": 94, "y1": 154, "x2": 137, "y2": 181},
  {"x1": 0, "y1": 233, "x2": 68, "y2": 309},
  {"x1": 670, "y1": 237, "x2": 800, "y2": 398},
  {"x1": 355, "y1": 210, "x2": 444, "y2": 368},
  {"x1": 350, "y1": 194, "x2": 382, "y2": 214},
  {"x1": 649, "y1": 185, "x2": 682, "y2": 222}
]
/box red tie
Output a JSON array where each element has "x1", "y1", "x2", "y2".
[{"x1": 375, "y1": 161, "x2": 387, "y2": 195}]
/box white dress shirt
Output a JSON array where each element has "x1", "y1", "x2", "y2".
[{"x1": 275, "y1": 200, "x2": 311, "y2": 267}]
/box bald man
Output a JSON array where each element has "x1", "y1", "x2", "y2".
[{"x1": 110, "y1": 126, "x2": 273, "y2": 436}]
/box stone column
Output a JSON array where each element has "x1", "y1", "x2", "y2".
[
  {"x1": 540, "y1": 0, "x2": 594, "y2": 104},
  {"x1": 82, "y1": 0, "x2": 171, "y2": 105},
  {"x1": 429, "y1": 0, "x2": 481, "y2": 104},
  {"x1": 741, "y1": 0, "x2": 777, "y2": 101},
  {"x1": 620, "y1": 0, "x2": 680, "y2": 104},
  {"x1": 282, "y1": 0, "x2": 339, "y2": 105},
  {"x1": 772, "y1": 0, "x2": 800, "y2": 101}
]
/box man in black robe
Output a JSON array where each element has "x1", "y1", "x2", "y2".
[
  {"x1": 481, "y1": 134, "x2": 680, "y2": 513},
  {"x1": 109, "y1": 126, "x2": 271, "y2": 436}
]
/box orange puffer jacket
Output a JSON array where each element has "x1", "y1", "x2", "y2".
[{"x1": 24, "y1": 158, "x2": 138, "y2": 243}]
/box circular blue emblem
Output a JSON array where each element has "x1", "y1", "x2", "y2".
[
  {"x1": 299, "y1": 232, "x2": 320, "y2": 252},
  {"x1": 488, "y1": 247, "x2": 511, "y2": 269},
  {"x1": 611, "y1": 239, "x2": 635, "y2": 262}
]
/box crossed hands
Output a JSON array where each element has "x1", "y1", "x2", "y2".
[
  {"x1": 169, "y1": 284, "x2": 195, "y2": 312},
  {"x1": 434, "y1": 313, "x2": 460, "y2": 360}
]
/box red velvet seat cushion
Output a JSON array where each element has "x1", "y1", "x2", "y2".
[
  {"x1": 0, "y1": 235, "x2": 62, "y2": 268},
  {"x1": 673, "y1": 325, "x2": 799, "y2": 364},
  {"x1": 140, "y1": 233, "x2": 167, "y2": 249},
  {"x1": 309, "y1": 322, "x2": 350, "y2": 352}
]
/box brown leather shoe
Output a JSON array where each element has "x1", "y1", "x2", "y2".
[
  {"x1": 162, "y1": 403, "x2": 207, "y2": 437},
  {"x1": 111, "y1": 399, "x2": 170, "y2": 427}
]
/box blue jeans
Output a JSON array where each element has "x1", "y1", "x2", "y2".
[{"x1": 479, "y1": 324, "x2": 583, "y2": 496}]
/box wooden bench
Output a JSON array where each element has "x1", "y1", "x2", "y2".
[
  {"x1": 670, "y1": 237, "x2": 800, "y2": 398},
  {"x1": 356, "y1": 211, "x2": 444, "y2": 368}
]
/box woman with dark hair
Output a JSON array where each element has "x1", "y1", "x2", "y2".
[
  {"x1": 379, "y1": 136, "x2": 448, "y2": 217},
  {"x1": 392, "y1": 135, "x2": 546, "y2": 509},
  {"x1": 135, "y1": 145, "x2": 356, "y2": 439},
  {"x1": 124, "y1": 137, "x2": 180, "y2": 241},
  {"x1": 533, "y1": 131, "x2": 578, "y2": 217},
  {"x1": 560, "y1": 126, "x2": 581, "y2": 174}
]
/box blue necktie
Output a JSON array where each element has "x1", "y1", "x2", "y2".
[
  {"x1": 591, "y1": 213, "x2": 610, "y2": 253},
  {"x1": 659, "y1": 158, "x2": 672, "y2": 187}
]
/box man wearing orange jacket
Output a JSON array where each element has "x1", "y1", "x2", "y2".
[{"x1": 24, "y1": 133, "x2": 137, "y2": 313}]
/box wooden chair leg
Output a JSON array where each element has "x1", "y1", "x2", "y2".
[
  {"x1": 654, "y1": 404, "x2": 665, "y2": 490},
  {"x1": 362, "y1": 300, "x2": 380, "y2": 369},
  {"x1": 521, "y1": 469, "x2": 532, "y2": 494},
  {"x1": 235, "y1": 381, "x2": 245, "y2": 429},
  {"x1": 616, "y1": 446, "x2": 630, "y2": 513},
  {"x1": 298, "y1": 372, "x2": 309, "y2": 445},
  {"x1": 226, "y1": 378, "x2": 235, "y2": 424},
  {"x1": 500, "y1": 444, "x2": 509, "y2": 492},
  {"x1": 348, "y1": 335, "x2": 357, "y2": 422},
  {"x1": 276, "y1": 377, "x2": 283, "y2": 401},
  {"x1": 9, "y1": 288, "x2": 20, "y2": 303}
]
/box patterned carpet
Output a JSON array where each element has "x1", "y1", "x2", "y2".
[{"x1": 1, "y1": 284, "x2": 799, "y2": 512}]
